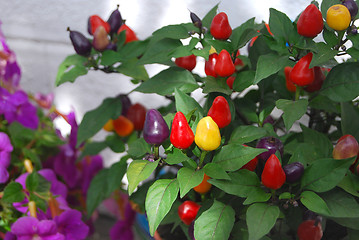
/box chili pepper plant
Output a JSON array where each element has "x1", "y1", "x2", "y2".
[{"x1": 3, "y1": 0, "x2": 359, "y2": 239}]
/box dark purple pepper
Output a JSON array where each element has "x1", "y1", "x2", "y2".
[
  {"x1": 303, "y1": 210, "x2": 322, "y2": 223},
  {"x1": 256, "y1": 136, "x2": 284, "y2": 161},
  {"x1": 190, "y1": 11, "x2": 202, "y2": 29},
  {"x1": 107, "y1": 5, "x2": 123, "y2": 34},
  {"x1": 342, "y1": 0, "x2": 358, "y2": 19},
  {"x1": 143, "y1": 109, "x2": 169, "y2": 145},
  {"x1": 283, "y1": 162, "x2": 304, "y2": 183},
  {"x1": 118, "y1": 94, "x2": 131, "y2": 115},
  {"x1": 263, "y1": 115, "x2": 275, "y2": 125},
  {"x1": 68, "y1": 28, "x2": 92, "y2": 56},
  {"x1": 106, "y1": 42, "x2": 117, "y2": 51}
]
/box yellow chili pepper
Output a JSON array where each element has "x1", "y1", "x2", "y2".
[
  {"x1": 326, "y1": 4, "x2": 351, "y2": 31},
  {"x1": 195, "y1": 116, "x2": 221, "y2": 151}
]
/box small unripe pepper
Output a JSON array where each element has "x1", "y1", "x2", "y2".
[
  {"x1": 143, "y1": 109, "x2": 169, "y2": 145},
  {"x1": 195, "y1": 116, "x2": 221, "y2": 151},
  {"x1": 170, "y1": 111, "x2": 194, "y2": 149}
]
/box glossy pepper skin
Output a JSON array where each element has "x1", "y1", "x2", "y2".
[
  {"x1": 178, "y1": 201, "x2": 201, "y2": 225},
  {"x1": 289, "y1": 52, "x2": 315, "y2": 87},
  {"x1": 175, "y1": 55, "x2": 197, "y2": 71},
  {"x1": 304, "y1": 66, "x2": 325, "y2": 92},
  {"x1": 297, "y1": 4, "x2": 324, "y2": 38},
  {"x1": 92, "y1": 26, "x2": 110, "y2": 51},
  {"x1": 326, "y1": 4, "x2": 351, "y2": 31},
  {"x1": 88, "y1": 15, "x2": 111, "y2": 35},
  {"x1": 170, "y1": 111, "x2": 194, "y2": 149},
  {"x1": 107, "y1": 5, "x2": 123, "y2": 34},
  {"x1": 143, "y1": 109, "x2": 170, "y2": 145},
  {"x1": 284, "y1": 66, "x2": 296, "y2": 92},
  {"x1": 261, "y1": 154, "x2": 286, "y2": 190},
  {"x1": 207, "y1": 96, "x2": 231, "y2": 128},
  {"x1": 210, "y1": 12, "x2": 232, "y2": 40},
  {"x1": 342, "y1": 0, "x2": 358, "y2": 19},
  {"x1": 68, "y1": 29, "x2": 92, "y2": 57},
  {"x1": 117, "y1": 24, "x2": 138, "y2": 43},
  {"x1": 214, "y1": 49, "x2": 235, "y2": 77},
  {"x1": 283, "y1": 162, "x2": 304, "y2": 183},
  {"x1": 226, "y1": 76, "x2": 235, "y2": 90},
  {"x1": 195, "y1": 116, "x2": 221, "y2": 151},
  {"x1": 113, "y1": 115, "x2": 134, "y2": 137},
  {"x1": 205, "y1": 53, "x2": 218, "y2": 77},
  {"x1": 297, "y1": 220, "x2": 323, "y2": 240}
]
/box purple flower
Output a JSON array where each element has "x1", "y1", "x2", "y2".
[
  {"x1": 0, "y1": 22, "x2": 21, "y2": 93},
  {"x1": 0, "y1": 132, "x2": 13, "y2": 183},
  {"x1": 110, "y1": 203, "x2": 136, "y2": 240},
  {"x1": 11, "y1": 216, "x2": 65, "y2": 240},
  {"x1": 54, "y1": 209, "x2": 89, "y2": 240},
  {"x1": 34, "y1": 92, "x2": 54, "y2": 109}
]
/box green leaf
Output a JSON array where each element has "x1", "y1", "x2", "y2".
[
  {"x1": 320, "y1": 62, "x2": 359, "y2": 102},
  {"x1": 287, "y1": 143, "x2": 317, "y2": 165},
  {"x1": 246, "y1": 203, "x2": 280, "y2": 240},
  {"x1": 232, "y1": 70, "x2": 255, "y2": 92},
  {"x1": 268, "y1": 8, "x2": 294, "y2": 41},
  {"x1": 309, "y1": 42, "x2": 338, "y2": 68},
  {"x1": 202, "y1": 4, "x2": 219, "y2": 29},
  {"x1": 194, "y1": 200, "x2": 235, "y2": 240},
  {"x1": 300, "y1": 191, "x2": 331, "y2": 215},
  {"x1": 115, "y1": 58, "x2": 149, "y2": 80},
  {"x1": 213, "y1": 144, "x2": 266, "y2": 171},
  {"x1": 152, "y1": 24, "x2": 192, "y2": 40},
  {"x1": 309, "y1": 95, "x2": 340, "y2": 113},
  {"x1": 254, "y1": 54, "x2": 291, "y2": 84},
  {"x1": 243, "y1": 188, "x2": 271, "y2": 205},
  {"x1": 320, "y1": 188, "x2": 359, "y2": 218},
  {"x1": 77, "y1": 97, "x2": 122, "y2": 147},
  {"x1": 229, "y1": 125, "x2": 268, "y2": 144},
  {"x1": 301, "y1": 158, "x2": 353, "y2": 192},
  {"x1": 174, "y1": 88, "x2": 204, "y2": 116},
  {"x1": 341, "y1": 102, "x2": 359, "y2": 142},
  {"x1": 276, "y1": 99, "x2": 308, "y2": 130},
  {"x1": 117, "y1": 39, "x2": 149, "y2": 61},
  {"x1": 209, "y1": 171, "x2": 262, "y2": 198},
  {"x1": 8, "y1": 122, "x2": 35, "y2": 148},
  {"x1": 337, "y1": 172, "x2": 359, "y2": 197},
  {"x1": 177, "y1": 168, "x2": 204, "y2": 198},
  {"x1": 127, "y1": 138, "x2": 151, "y2": 158},
  {"x1": 105, "y1": 134, "x2": 126, "y2": 153},
  {"x1": 138, "y1": 38, "x2": 182, "y2": 65},
  {"x1": 100, "y1": 50, "x2": 123, "y2": 65},
  {"x1": 203, "y1": 163, "x2": 230, "y2": 180},
  {"x1": 230, "y1": 18, "x2": 261, "y2": 50},
  {"x1": 55, "y1": 54, "x2": 88, "y2": 86},
  {"x1": 26, "y1": 172, "x2": 50, "y2": 193},
  {"x1": 135, "y1": 67, "x2": 198, "y2": 96},
  {"x1": 145, "y1": 179, "x2": 179, "y2": 236},
  {"x1": 165, "y1": 148, "x2": 191, "y2": 165},
  {"x1": 79, "y1": 141, "x2": 107, "y2": 159},
  {"x1": 127, "y1": 160, "x2": 160, "y2": 195},
  {"x1": 2, "y1": 182, "x2": 25, "y2": 203},
  {"x1": 301, "y1": 125, "x2": 333, "y2": 158},
  {"x1": 86, "y1": 159, "x2": 127, "y2": 215},
  {"x1": 203, "y1": 76, "x2": 232, "y2": 95}
]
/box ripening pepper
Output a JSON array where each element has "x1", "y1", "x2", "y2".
[
  {"x1": 143, "y1": 109, "x2": 169, "y2": 145},
  {"x1": 170, "y1": 111, "x2": 194, "y2": 149},
  {"x1": 207, "y1": 96, "x2": 231, "y2": 128},
  {"x1": 195, "y1": 116, "x2": 221, "y2": 151}
]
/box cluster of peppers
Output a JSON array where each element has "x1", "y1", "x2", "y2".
[{"x1": 68, "y1": 5, "x2": 138, "y2": 57}]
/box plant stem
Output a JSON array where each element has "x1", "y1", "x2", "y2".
[
  {"x1": 295, "y1": 86, "x2": 301, "y2": 101},
  {"x1": 154, "y1": 145, "x2": 159, "y2": 160}
]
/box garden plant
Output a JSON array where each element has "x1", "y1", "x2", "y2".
[{"x1": 1, "y1": 0, "x2": 359, "y2": 239}]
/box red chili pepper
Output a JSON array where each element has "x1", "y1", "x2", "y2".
[
  {"x1": 226, "y1": 76, "x2": 235, "y2": 90},
  {"x1": 205, "y1": 53, "x2": 218, "y2": 77},
  {"x1": 117, "y1": 24, "x2": 138, "y2": 43},
  {"x1": 297, "y1": 4, "x2": 324, "y2": 38},
  {"x1": 261, "y1": 154, "x2": 286, "y2": 190},
  {"x1": 284, "y1": 66, "x2": 296, "y2": 92},
  {"x1": 234, "y1": 50, "x2": 244, "y2": 67},
  {"x1": 175, "y1": 55, "x2": 197, "y2": 71},
  {"x1": 126, "y1": 103, "x2": 146, "y2": 131},
  {"x1": 170, "y1": 111, "x2": 194, "y2": 149},
  {"x1": 178, "y1": 201, "x2": 201, "y2": 225},
  {"x1": 297, "y1": 220, "x2": 323, "y2": 240},
  {"x1": 304, "y1": 66, "x2": 325, "y2": 92},
  {"x1": 214, "y1": 49, "x2": 235, "y2": 77},
  {"x1": 207, "y1": 96, "x2": 231, "y2": 128},
  {"x1": 240, "y1": 145, "x2": 259, "y2": 171},
  {"x1": 210, "y1": 12, "x2": 232, "y2": 40},
  {"x1": 88, "y1": 15, "x2": 111, "y2": 35},
  {"x1": 289, "y1": 52, "x2": 315, "y2": 87}
]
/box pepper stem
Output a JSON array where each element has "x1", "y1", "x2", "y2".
[
  {"x1": 271, "y1": 189, "x2": 277, "y2": 200},
  {"x1": 198, "y1": 151, "x2": 208, "y2": 168},
  {"x1": 295, "y1": 86, "x2": 301, "y2": 101},
  {"x1": 28, "y1": 201, "x2": 37, "y2": 218},
  {"x1": 154, "y1": 145, "x2": 159, "y2": 160}
]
